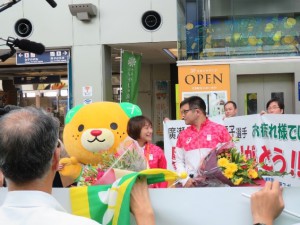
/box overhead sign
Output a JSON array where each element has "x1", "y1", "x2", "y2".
[
  {"x1": 13, "y1": 75, "x2": 61, "y2": 84},
  {"x1": 16, "y1": 49, "x2": 70, "y2": 65}
]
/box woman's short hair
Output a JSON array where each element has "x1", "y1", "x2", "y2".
[{"x1": 127, "y1": 115, "x2": 152, "y2": 140}]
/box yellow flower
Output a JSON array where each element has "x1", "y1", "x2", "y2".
[
  {"x1": 284, "y1": 18, "x2": 296, "y2": 29},
  {"x1": 282, "y1": 35, "x2": 294, "y2": 44},
  {"x1": 233, "y1": 33, "x2": 241, "y2": 42},
  {"x1": 218, "y1": 158, "x2": 229, "y2": 167},
  {"x1": 264, "y1": 23, "x2": 274, "y2": 32},
  {"x1": 273, "y1": 31, "x2": 282, "y2": 42},
  {"x1": 247, "y1": 169, "x2": 258, "y2": 179},
  {"x1": 233, "y1": 177, "x2": 243, "y2": 185},
  {"x1": 186, "y1": 23, "x2": 194, "y2": 30},
  {"x1": 223, "y1": 168, "x2": 234, "y2": 179},
  {"x1": 248, "y1": 36, "x2": 258, "y2": 46},
  {"x1": 226, "y1": 163, "x2": 238, "y2": 172},
  {"x1": 242, "y1": 155, "x2": 247, "y2": 162}
]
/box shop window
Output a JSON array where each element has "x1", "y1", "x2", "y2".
[{"x1": 178, "y1": 0, "x2": 300, "y2": 60}]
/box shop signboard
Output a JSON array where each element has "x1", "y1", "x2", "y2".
[{"x1": 178, "y1": 64, "x2": 230, "y2": 118}]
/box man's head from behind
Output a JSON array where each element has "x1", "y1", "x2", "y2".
[{"x1": 0, "y1": 107, "x2": 60, "y2": 185}]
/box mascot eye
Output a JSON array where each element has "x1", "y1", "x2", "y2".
[
  {"x1": 78, "y1": 124, "x2": 84, "y2": 132},
  {"x1": 110, "y1": 122, "x2": 118, "y2": 130}
]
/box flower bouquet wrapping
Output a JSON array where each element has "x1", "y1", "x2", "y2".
[
  {"x1": 195, "y1": 142, "x2": 288, "y2": 187},
  {"x1": 77, "y1": 142, "x2": 148, "y2": 186}
]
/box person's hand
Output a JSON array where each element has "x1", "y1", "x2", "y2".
[
  {"x1": 251, "y1": 181, "x2": 284, "y2": 225},
  {"x1": 163, "y1": 117, "x2": 170, "y2": 123},
  {"x1": 183, "y1": 178, "x2": 196, "y2": 188},
  {"x1": 260, "y1": 110, "x2": 267, "y2": 115},
  {"x1": 130, "y1": 176, "x2": 155, "y2": 225}
]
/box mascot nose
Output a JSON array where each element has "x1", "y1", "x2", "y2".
[{"x1": 91, "y1": 130, "x2": 102, "y2": 137}]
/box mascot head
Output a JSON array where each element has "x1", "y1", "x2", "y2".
[{"x1": 63, "y1": 102, "x2": 142, "y2": 165}]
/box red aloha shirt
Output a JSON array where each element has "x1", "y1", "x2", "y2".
[{"x1": 175, "y1": 118, "x2": 231, "y2": 185}]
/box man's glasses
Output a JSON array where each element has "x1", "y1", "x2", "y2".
[
  {"x1": 267, "y1": 106, "x2": 280, "y2": 111},
  {"x1": 181, "y1": 108, "x2": 199, "y2": 115},
  {"x1": 57, "y1": 139, "x2": 62, "y2": 148}
]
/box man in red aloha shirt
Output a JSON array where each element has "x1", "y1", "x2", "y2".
[{"x1": 175, "y1": 96, "x2": 231, "y2": 188}]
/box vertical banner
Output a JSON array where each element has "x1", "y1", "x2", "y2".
[
  {"x1": 67, "y1": 57, "x2": 73, "y2": 111},
  {"x1": 153, "y1": 81, "x2": 170, "y2": 135},
  {"x1": 175, "y1": 84, "x2": 180, "y2": 120},
  {"x1": 121, "y1": 51, "x2": 142, "y2": 104},
  {"x1": 178, "y1": 64, "x2": 230, "y2": 117}
]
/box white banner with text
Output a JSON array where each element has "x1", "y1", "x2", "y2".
[{"x1": 163, "y1": 114, "x2": 300, "y2": 186}]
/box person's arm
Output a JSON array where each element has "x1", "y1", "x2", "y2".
[
  {"x1": 0, "y1": 170, "x2": 4, "y2": 187},
  {"x1": 251, "y1": 181, "x2": 284, "y2": 225},
  {"x1": 130, "y1": 177, "x2": 155, "y2": 225},
  {"x1": 157, "y1": 148, "x2": 167, "y2": 169},
  {"x1": 220, "y1": 125, "x2": 232, "y2": 143},
  {"x1": 175, "y1": 146, "x2": 192, "y2": 187}
]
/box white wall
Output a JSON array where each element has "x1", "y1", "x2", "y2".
[
  {"x1": 0, "y1": 0, "x2": 175, "y2": 107},
  {"x1": 1, "y1": 187, "x2": 299, "y2": 225},
  {"x1": 100, "y1": 0, "x2": 177, "y2": 44},
  {"x1": 229, "y1": 60, "x2": 300, "y2": 114}
]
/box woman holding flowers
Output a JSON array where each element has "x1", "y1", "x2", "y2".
[{"x1": 127, "y1": 115, "x2": 168, "y2": 188}]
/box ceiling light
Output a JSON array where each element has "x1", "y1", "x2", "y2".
[{"x1": 163, "y1": 48, "x2": 177, "y2": 60}]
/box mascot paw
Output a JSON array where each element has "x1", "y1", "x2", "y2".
[{"x1": 58, "y1": 157, "x2": 82, "y2": 180}]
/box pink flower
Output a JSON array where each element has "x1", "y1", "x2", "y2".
[
  {"x1": 85, "y1": 177, "x2": 92, "y2": 181},
  {"x1": 97, "y1": 171, "x2": 105, "y2": 179}
]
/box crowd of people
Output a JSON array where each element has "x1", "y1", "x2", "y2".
[
  {"x1": 0, "y1": 96, "x2": 292, "y2": 225},
  {"x1": 222, "y1": 98, "x2": 284, "y2": 118}
]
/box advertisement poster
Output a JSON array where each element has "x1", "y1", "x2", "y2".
[
  {"x1": 164, "y1": 114, "x2": 300, "y2": 187},
  {"x1": 178, "y1": 65, "x2": 230, "y2": 117},
  {"x1": 153, "y1": 81, "x2": 170, "y2": 135}
]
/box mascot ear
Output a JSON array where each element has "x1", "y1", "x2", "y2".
[
  {"x1": 120, "y1": 102, "x2": 142, "y2": 118},
  {"x1": 65, "y1": 104, "x2": 84, "y2": 124}
]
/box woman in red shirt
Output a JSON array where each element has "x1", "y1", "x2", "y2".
[{"x1": 127, "y1": 115, "x2": 168, "y2": 188}]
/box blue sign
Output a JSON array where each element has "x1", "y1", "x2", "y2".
[
  {"x1": 83, "y1": 99, "x2": 92, "y2": 104},
  {"x1": 298, "y1": 82, "x2": 300, "y2": 101},
  {"x1": 16, "y1": 49, "x2": 70, "y2": 65}
]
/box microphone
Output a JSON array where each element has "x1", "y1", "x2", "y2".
[
  {"x1": 12, "y1": 38, "x2": 45, "y2": 54},
  {"x1": 45, "y1": 0, "x2": 57, "y2": 8}
]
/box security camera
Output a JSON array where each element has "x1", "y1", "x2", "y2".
[{"x1": 69, "y1": 3, "x2": 97, "y2": 21}]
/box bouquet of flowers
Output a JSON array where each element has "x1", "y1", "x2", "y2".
[
  {"x1": 196, "y1": 142, "x2": 288, "y2": 187},
  {"x1": 77, "y1": 146, "x2": 147, "y2": 186}
]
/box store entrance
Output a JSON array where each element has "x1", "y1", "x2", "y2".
[
  {"x1": 237, "y1": 73, "x2": 294, "y2": 115},
  {"x1": 0, "y1": 64, "x2": 68, "y2": 132}
]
